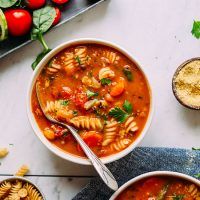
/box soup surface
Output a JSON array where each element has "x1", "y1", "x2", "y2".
[
  {"x1": 31, "y1": 43, "x2": 150, "y2": 158},
  {"x1": 115, "y1": 176, "x2": 200, "y2": 200}
]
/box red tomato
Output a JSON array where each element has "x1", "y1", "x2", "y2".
[
  {"x1": 4, "y1": 9, "x2": 32, "y2": 36},
  {"x1": 60, "y1": 86, "x2": 72, "y2": 99},
  {"x1": 52, "y1": 7, "x2": 61, "y2": 26},
  {"x1": 77, "y1": 131, "x2": 103, "y2": 152},
  {"x1": 26, "y1": 0, "x2": 46, "y2": 9},
  {"x1": 73, "y1": 87, "x2": 87, "y2": 109},
  {"x1": 52, "y1": 0, "x2": 69, "y2": 5}
]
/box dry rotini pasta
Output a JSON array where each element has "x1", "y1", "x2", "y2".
[
  {"x1": 110, "y1": 139, "x2": 132, "y2": 151},
  {"x1": 0, "y1": 148, "x2": 9, "y2": 158},
  {"x1": 101, "y1": 51, "x2": 120, "y2": 65},
  {"x1": 124, "y1": 116, "x2": 138, "y2": 134},
  {"x1": 24, "y1": 183, "x2": 43, "y2": 200},
  {"x1": 70, "y1": 116, "x2": 103, "y2": 130},
  {"x1": 0, "y1": 181, "x2": 12, "y2": 198},
  {"x1": 8, "y1": 181, "x2": 22, "y2": 199},
  {"x1": 102, "y1": 120, "x2": 118, "y2": 146},
  {"x1": 98, "y1": 67, "x2": 115, "y2": 80},
  {"x1": 15, "y1": 165, "x2": 29, "y2": 177}
]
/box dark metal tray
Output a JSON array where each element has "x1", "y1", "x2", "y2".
[{"x1": 0, "y1": 0, "x2": 105, "y2": 59}]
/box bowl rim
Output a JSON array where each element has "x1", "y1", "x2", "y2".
[
  {"x1": 109, "y1": 171, "x2": 200, "y2": 200},
  {"x1": 0, "y1": 176, "x2": 46, "y2": 199},
  {"x1": 172, "y1": 57, "x2": 200, "y2": 110},
  {"x1": 26, "y1": 38, "x2": 154, "y2": 165}
]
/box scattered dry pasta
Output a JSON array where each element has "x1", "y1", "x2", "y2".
[
  {"x1": 124, "y1": 116, "x2": 138, "y2": 133},
  {"x1": 98, "y1": 67, "x2": 115, "y2": 80},
  {"x1": 0, "y1": 180, "x2": 43, "y2": 200},
  {"x1": 15, "y1": 165, "x2": 29, "y2": 177},
  {"x1": 70, "y1": 116, "x2": 103, "y2": 130},
  {"x1": 0, "y1": 148, "x2": 9, "y2": 158},
  {"x1": 110, "y1": 139, "x2": 131, "y2": 152},
  {"x1": 102, "y1": 120, "x2": 118, "y2": 146}
]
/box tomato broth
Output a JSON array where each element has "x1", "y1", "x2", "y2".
[{"x1": 31, "y1": 43, "x2": 150, "y2": 158}]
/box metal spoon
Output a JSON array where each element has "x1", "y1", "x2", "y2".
[{"x1": 36, "y1": 82, "x2": 118, "y2": 191}]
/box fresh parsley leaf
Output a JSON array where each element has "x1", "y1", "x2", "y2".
[
  {"x1": 195, "y1": 173, "x2": 200, "y2": 178},
  {"x1": 109, "y1": 107, "x2": 129, "y2": 123},
  {"x1": 191, "y1": 20, "x2": 200, "y2": 39},
  {"x1": 123, "y1": 100, "x2": 133, "y2": 114},
  {"x1": 192, "y1": 147, "x2": 200, "y2": 150},
  {"x1": 123, "y1": 68, "x2": 133, "y2": 81},
  {"x1": 75, "y1": 56, "x2": 81, "y2": 65},
  {"x1": 60, "y1": 100, "x2": 69, "y2": 106},
  {"x1": 173, "y1": 194, "x2": 184, "y2": 200},
  {"x1": 73, "y1": 110, "x2": 78, "y2": 115},
  {"x1": 100, "y1": 78, "x2": 111, "y2": 85},
  {"x1": 86, "y1": 90, "x2": 99, "y2": 98}
]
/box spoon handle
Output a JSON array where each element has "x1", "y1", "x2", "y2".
[{"x1": 66, "y1": 125, "x2": 118, "y2": 191}]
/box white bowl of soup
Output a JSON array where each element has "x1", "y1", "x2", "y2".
[
  {"x1": 27, "y1": 38, "x2": 153, "y2": 165},
  {"x1": 110, "y1": 171, "x2": 200, "y2": 200}
]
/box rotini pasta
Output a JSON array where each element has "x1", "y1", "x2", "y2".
[
  {"x1": 63, "y1": 52, "x2": 76, "y2": 74},
  {"x1": 188, "y1": 184, "x2": 200, "y2": 198},
  {"x1": 74, "y1": 46, "x2": 90, "y2": 68},
  {"x1": 0, "y1": 181, "x2": 11, "y2": 198},
  {"x1": 25, "y1": 183, "x2": 43, "y2": 200},
  {"x1": 47, "y1": 62, "x2": 61, "y2": 74},
  {"x1": 101, "y1": 51, "x2": 120, "y2": 65},
  {"x1": 124, "y1": 116, "x2": 138, "y2": 133},
  {"x1": 45, "y1": 100, "x2": 64, "y2": 113},
  {"x1": 82, "y1": 76, "x2": 101, "y2": 89},
  {"x1": 102, "y1": 120, "x2": 118, "y2": 146},
  {"x1": 15, "y1": 165, "x2": 29, "y2": 177},
  {"x1": 0, "y1": 148, "x2": 9, "y2": 158},
  {"x1": 98, "y1": 67, "x2": 115, "y2": 80},
  {"x1": 110, "y1": 139, "x2": 131, "y2": 151},
  {"x1": 8, "y1": 181, "x2": 22, "y2": 197},
  {"x1": 70, "y1": 116, "x2": 103, "y2": 130}
]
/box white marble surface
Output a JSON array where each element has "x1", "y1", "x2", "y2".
[{"x1": 0, "y1": 0, "x2": 200, "y2": 199}]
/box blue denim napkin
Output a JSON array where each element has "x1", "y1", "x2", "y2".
[{"x1": 73, "y1": 147, "x2": 200, "y2": 200}]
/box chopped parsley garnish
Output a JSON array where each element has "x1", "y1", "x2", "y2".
[
  {"x1": 73, "y1": 110, "x2": 78, "y2": 116},
  {"x1": 100, "y1": 78, "x2": 111, "y2": 85},
  {"x1": 75, "y1": 56, "x2": 81, "y2": 65},
  {"x1": 86, "y1": 90, "x2": 99, "y2": 98},
  {"x1": 123, "y1": 100, "x2": 133, "y2": 114},
  {"x1": 172, "y1": 194, "x2": 184, "y2": 200},
  {"x1": 191, "y1": 20, "x2": 200, "y2": 39},
  {"x1": 123, "y1": 68, "x2": 133, "y2": 81},
  {"x1": 60, "y1": 100, "x2": 69, "y2": 106},
  {"x1": 109, "y1": 107, "x2": 129, "y2": 123}
]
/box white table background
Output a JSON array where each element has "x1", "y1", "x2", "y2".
[{"x1": 0, "y1": 0, "x2": 200, "y2": 199}]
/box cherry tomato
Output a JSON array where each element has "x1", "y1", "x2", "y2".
[
  {"x1": 25, "y1": 0, "x2": 46, "y2": 9},
  {"x1": 4, "y1": 9, "x2": 32, "y2": 37},
  {"x1": 73, "y1": 87, "x2": 87, "y2": 109},
  {"x1": 52, "y1": 0, "x2": 69, "y2": 5},
  {"x1": 77, "y1": 131, "x2": 103, "y2": 152},
  {"x1": 52, "y1": 7, "x2": 61, "y2": 26}
]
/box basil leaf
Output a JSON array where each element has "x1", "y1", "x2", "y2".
[
  {"x1": 123, "y1": 100, "x2": 133, "y2": 114},
  {"x1": 31, "y1": 6, "x2": 56, "y2": 39},
  {"x1": 195, "y1": 173, "x2": 200, "y2": 178},
  {"x1": 60, "y1": 100, "x2": 69, "y2": 106},
  {"x1": 109, "y1": 107, "x2": 129, "y2": 123},
  {"x1": 0, "y1": 0, "x2": 18, "y2": 8},
  {"x1": 31, "y1": 49, "x2": 51, "y2": 70},
  {"x1": 100, "y1": 78, "x2": 111, "y2": 85}
]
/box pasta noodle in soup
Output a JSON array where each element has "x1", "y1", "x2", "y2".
[{"x1": 31, "y1": 43, "x2": 151, "y2": 158}]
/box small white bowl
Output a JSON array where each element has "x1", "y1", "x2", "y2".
[
  {"x1": 27, "y1": 38, "x2": 154, "y2": 165},
  {"x1": 0, "y1": 176, "x2": 46, "y2": 199},
  {"x1": 109, "y1": 171, "x2": 200, "y2": 200}
]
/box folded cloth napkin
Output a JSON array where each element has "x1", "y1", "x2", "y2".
[{"x1": 73, "y1": 147, "x2": 200, "y2": 200}]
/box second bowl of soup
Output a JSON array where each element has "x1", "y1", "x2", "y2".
[{"x1": 27, "y1": 38, "x2": 153, "y2": 165}]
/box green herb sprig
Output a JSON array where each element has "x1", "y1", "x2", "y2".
[
  {"x1": 109, "y1": 100, "x2": 133, "y2": 123},
  {"x1": 100, "y1": 78, "x2": 111, "y2": 86},
  {"x1": 86, "y1": 90, "x2": 99, "y2": 98},
  {"x1": 0, "y1": 0, "x2": 18, "y2": 8},
  {"x1": 31, "y1": 6, "x2": 56, "y2": 70},
  {"x1": 192, "y1": 20, "x2": 200, "y2": 39}
]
